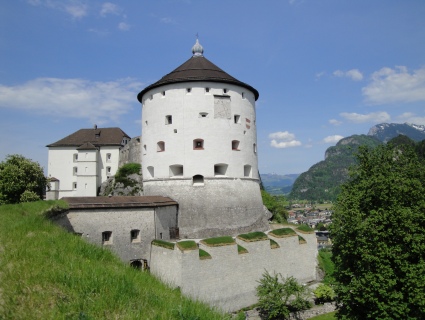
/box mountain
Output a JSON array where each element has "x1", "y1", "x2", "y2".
[
  {"x1": 368, "y1": 123, "x2": 425, "y2": 143},
  {"x1": 289, "y1": 135, "x2": 382, "y2": 202},
  {"x1": 260, "y1": 173, "x2": 300, "y2": 195}
]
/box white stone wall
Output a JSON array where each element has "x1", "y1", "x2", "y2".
[
  {"x1": 150, "y1": 231, "x2": 318, "y2": 312},
  {"x1": 141, "y1": 82, "x2": 268, "y2": 238},
  {"x1": 53, "y1": 206, "x2": 178, "y2": 263},
  {"x1": 47, "y1": 147, "x2": 79, "y2": 198}
]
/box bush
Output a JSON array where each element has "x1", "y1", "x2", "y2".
[
  {"x1": 261, "y1": 190, "x2": 289, "y2": 222},
  {"x1": 19, "y1": 190, "x2": 41, "y2": 203},
  {"x1": 115, "y1": 163, "x2": 141, "y2": 178},
  {"x1": 256, "y1": 271, "x2": 312, "y2": 320},
  {"x1": 314, "y1": 284, "x2": 336, "y2": 304}
]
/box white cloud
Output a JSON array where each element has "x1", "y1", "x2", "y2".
[
  {"x1": 323, "y1": 135, "x2": 344, "y2": 144},
  {"x1": 100, "y1": 2, "x2": 121, "y2": 17},
  {"x1": 362, "y1": 66, "x2": 425, "y2": 105},
  {"x1": 0, "y1": 78, "x2": 143, "y2": 124},
  {"x1": 269, "y1": 131, "x2": 302, "y2": 149},
  {"x1": 28, "y1": 0, "x2": 88, "y2": 19},
  {"x1": 333, "y1": 69, "x2": 363, "y2": 81},
  {"x1": 118, "y1": 22, "x2": 130, "y2": 31},
  {"x1": 340, "y1": 111, "x2": 391, "y2": 124},
  {"x1": 329, "y1": 119, "x2": 342, "y2": 126},
  {"x1": 396, "y1": 112, "x2": 425, "y2": 126}
]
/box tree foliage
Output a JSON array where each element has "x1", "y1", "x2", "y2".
[
  {"x1": 0, "y1": 154, "x2": 47, "y2": 204},
  {"x1": 256, "y1": 271, "x2": 311, "y2": 320},
  {"x1": 261, "y1": 190, "x2": 288, "y2": 222},
  {"x1": 331, "y1": 144, "x2": 425, "y2": 319}
]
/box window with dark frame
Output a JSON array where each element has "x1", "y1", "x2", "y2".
[
  {"x1": 102, "y1": 231, "x2": 112, "y2": 245},
  {"x1": 130, "y1": 229, "x2": 140, "y2": 243},
  {"x1": 193, "y1": 139, "x2": 204, "y2": 150}
]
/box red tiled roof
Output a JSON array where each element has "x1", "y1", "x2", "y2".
[
  {"x1": 137, "y1": 55, "x2": 259, "y2": 101},
  {"x1": 62, "y1": 196, "x2": 178, "y2": 209},
  {"x1": 47, "y1": 127, "x2": 130, "y2": 147}
]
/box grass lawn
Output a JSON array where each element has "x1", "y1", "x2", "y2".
[
  {"x1": 0, "y1": 201, "x2": 228, "y2": 319},
  {"x1": 308, "y1": 311, "x2": 336, "y2": 320}
]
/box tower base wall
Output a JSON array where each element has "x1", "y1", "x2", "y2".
[{"x1": 143, "y1": 178, "x2": 269, "y2": 238}]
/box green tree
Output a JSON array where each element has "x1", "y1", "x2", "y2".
[
  {"x1": 261, "y1": 190, "x2": 288, "y2": 222},
  {"x1": 0, "y1": 154, "x2": 47, "y2": 204},
  {"x1": 331, "y1": 145, "x2": 425, "y2": 319},
  {"x1": 256, "y1": 271, "x2": 311, "y2": 320}
]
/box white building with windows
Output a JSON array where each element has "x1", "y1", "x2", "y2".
[
  {"x1": 137, "y1": 40, "x2": 269, "y2": 238},
  {"x1": 46, "y1": 126, "x2": 130, "y2": 199}
]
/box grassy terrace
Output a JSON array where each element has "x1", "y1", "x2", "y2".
[
  {"x1": 268, "y1": 227, "x2": 297, "y2": 238},
  {"x1": 152, "y1": 239, "x2": 175, "y2": 250},
  {"x1": 177, "y1": 240, "x2": 198, "y2": 251},
  {"x1": 270, "y1": 239, "x2": 280, "y2": 249},
  {"x1": 199, "y1": 249, "x2": 212, "y2": 260},
  {"x1": 200, "y1": 236, "x2": 235, "y2": 247},
  {"x1": 237, "y1": 244, "x2": 249, "y2": 254},
  {"x1": 237, "y1": 231, "x2": 268, "y2": 242},
  {"x1": 296, "y1": 224, "x2": 315, "y2": 233},
  {"x1": 0, "y1": 201, "x2": 227, "y2": 319}
]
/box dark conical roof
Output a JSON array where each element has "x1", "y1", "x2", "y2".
[{"x1": 137, "y1": 43, "x2": 259, "y2": 101}]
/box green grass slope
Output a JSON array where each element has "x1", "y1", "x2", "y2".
[{"x1": 0, "y1": 201, "x2": 227, "y2": 320}]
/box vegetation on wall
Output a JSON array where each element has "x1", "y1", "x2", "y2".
[
  {"x1": 0, "y1": 154, "x2": 47, "y2": 204},
  {"x1": 101, "y1": 162, "x2": 143, "y2": 196},
  {"x1": 0, "y1": 201, "x2": 227, "y2": 319},
  {"x1": 331, "y1": 144, "x2": 425, "y2": 319}
]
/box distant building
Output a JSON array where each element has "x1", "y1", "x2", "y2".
[{"x1": 46, "y1": 126, "x2": 130, "y2": 199}]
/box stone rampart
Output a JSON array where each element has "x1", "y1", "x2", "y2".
[{"x1": 150, "y1": 229, "x2": 317, "y2": 312}]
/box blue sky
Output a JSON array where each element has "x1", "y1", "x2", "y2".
[{"x1": 1, "y1": 0, "x2": 425, "y2": 175}]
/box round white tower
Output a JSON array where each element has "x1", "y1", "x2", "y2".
[{"x1": 137, "y1": 40, "x2": 269, "y2": 238}]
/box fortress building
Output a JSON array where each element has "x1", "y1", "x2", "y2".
[{"x1": 137, "y1": 40, "x2": 269, "y2": 238}]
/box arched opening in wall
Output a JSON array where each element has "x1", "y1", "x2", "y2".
[
  {"x1": 169, "y1": 165, "x2": 183, "y2": 177},
  {"x1": 199, "y1": 112, "x2": 208, "y2": 118},
  {"x1": 232, "y1": 140, "x2": 240, "y2": 150},
  {"x1": 192, "y1": 175, "x2": 204, "y2": 186},
  {"x1": 157, "y1": 141, "x2": 165, "y2": 152},
  {"x1": 193, "y1": 139, "x2": 204, "y2": 150},
  {"x1": 130, "y1": 229, "x2": 141, "y2": 243},
  {"x1": 147, "y1": 166, "x2": 154, "y2": 178},
  {"x1": 102, "y1": 231, "x2": 112, "y2": 245},
  {"x1": 244, "y1": 165, "x2": 252, "y2": 178},
  {"x1": 130, "y1": 260, "x2": 143, "y2": 270},
  {"x1": 214, "y1": 164, "x2": 228, "y2": 177}
]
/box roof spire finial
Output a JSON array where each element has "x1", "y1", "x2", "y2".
[{"x1": 192, "y1": 34, "x2": 203, "y2": 57}]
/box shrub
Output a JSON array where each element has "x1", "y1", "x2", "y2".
[
  {"x1": 19, "y1": 190, "x2": 41, "y2": 203},
  {"x1": 256, "y1": 271, "x2": 312, "y2": 320},
  {"x1": 115, "y1": 163, "x2": 141, "y2": 178},
  {"x1": 313, "y1": 284, "x2": 336, "y2": 304}
]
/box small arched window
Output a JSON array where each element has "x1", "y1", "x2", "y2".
[
  {"x1": 192, "y1": 175, "x2": 204, "y2": 186},
  {"x1": 157, "y1": 141, "x2": 165, "y2": 152}
]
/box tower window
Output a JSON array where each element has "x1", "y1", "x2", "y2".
[
  {"x1": 165, "y1": 115, "x2": 172, "y2": 125},
  {"x1": 73, "y1": 182, "x2": 77, "y2": 190},
  {"x1": 106, "y1": 153, "x2": 111, "y2": 162},
  {"x1": 242, "y1": 92, "x2": 245, "y2": 99},
  {"x1": 232, "y1": 140, "x2": 240, "y2": 150},
  {"x1": 199, "y1": 112, "x2": 208, "y2": 118},
  {"x1": 234, "y1": 115, "x2": 241, "y2": 124},
  {"x1": 193, "y1": 175, "x2": 204, "y2": 186},
  {"x1": 193, "y1": 139, "x2": 204, "y2": 150},
  {"x1": 214, "y1": 164, "x2": 228, "y2": 176},
  {"x1": 131, "y1": 229, "x2": 141, "y2": 243},
  {"x1": 205, "y1": 87, "x2": 210, "y2": 93},
  {"x1": 162, "y1": 91, "x2": 165, "y2": 96},
  {"x1": 157, "y1": 141, "x2": 165, "y2": 152},
  {"x1": 223, "y1": 88, "x2": 228, "y2": 94},
  {"x1": 102, "y1": 231, "x2": 112, "y2": 245},
  {"x1": 143, "y1": 144, "x2": 147, "y2": 151},
  {"x1": 174, "y1": 129, "x2": 177, "y2": 133},
  {"x1": 73, "y1": 153, "x2": 78, "y2": 162},
  {"x1": 244, "y1": 165, "x2": 252, "y2": 177},
  {"x1": 147, "y1": 166, "x2": 154, "y2": 178},
  {"x1": 186, "y1": 88, "x2": 191, "y2": 93},
  {"x1": 253, "y1": 143, "x2": 257, "y2": 154},
  {"x1": 73, "y1": 166, "x2": 78, "y2": 176},
  {"x1": 106, "y1": 166, "x2": 111, "y2": 176},
  {"x1": 169, "y1": 165, "x2": 183, "y2": 177}
]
